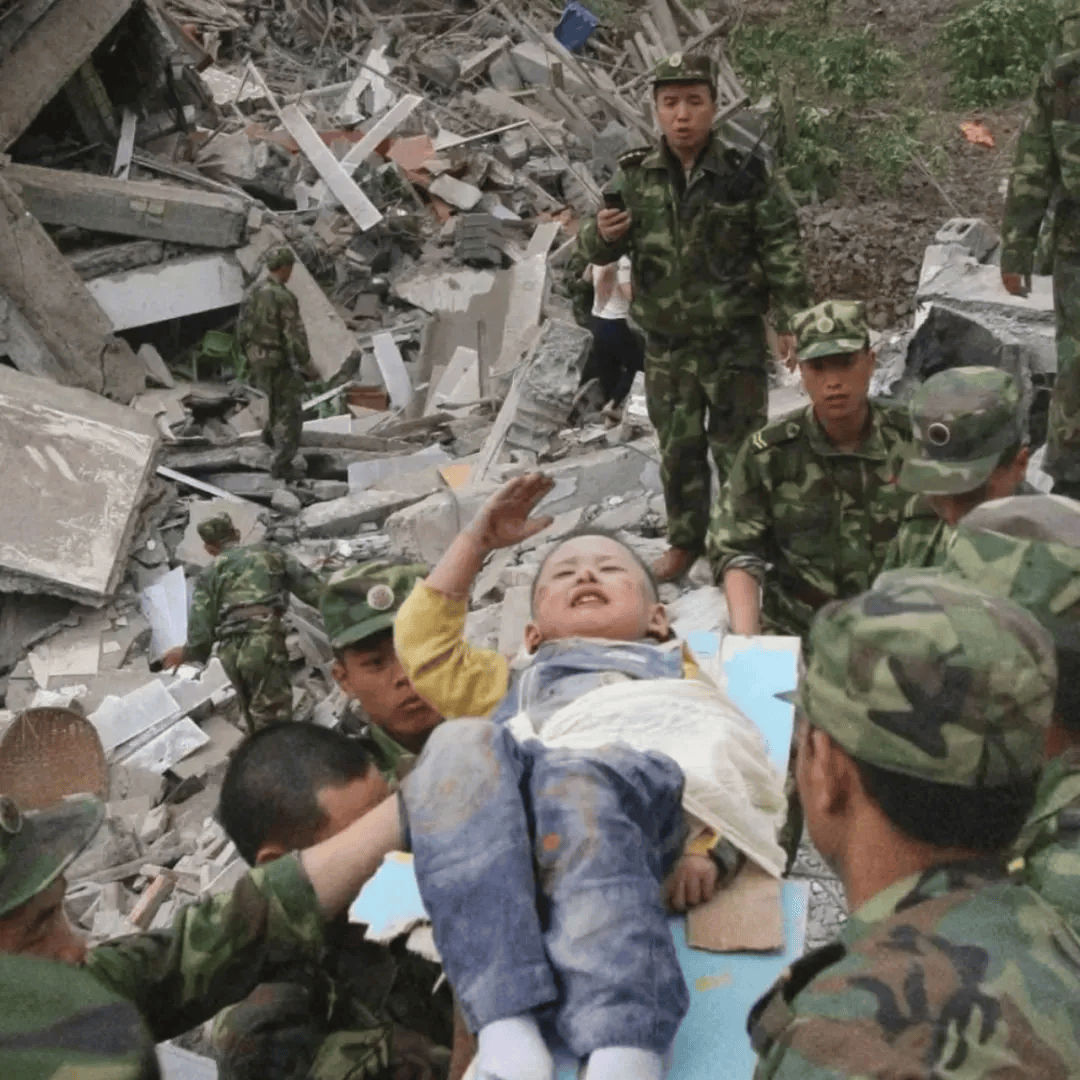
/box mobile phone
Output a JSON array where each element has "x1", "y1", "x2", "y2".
[{"x1": 603, "y1": 191, "x2": 626, "y2": 211}]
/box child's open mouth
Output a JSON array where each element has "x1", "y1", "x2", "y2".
[{"x1": 571, "y1": 589, "x2": 607, "y2": 607}]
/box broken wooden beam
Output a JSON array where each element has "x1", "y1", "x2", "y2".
[
  {"x1": 3, "y1": 163, "x2": 249, "y2": 248},
  {"x1": 279, "y1": 105, "x2": 382, "y2": 232}
]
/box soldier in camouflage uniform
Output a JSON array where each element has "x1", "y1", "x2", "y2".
[
  {"x1": 1001, "y1": 3, "x2": 1080, "y2": 497},
  {"x1": 323, "y1": 562, "x2": 444, "y2": 783},
  {"x1": 895, "y1": 494, "x2": 1080, "y2": 941},
  {"x1": 880, "y1": 367, "x2": 1032, "y2": 572},
  {"x1": 707, "y1": 301, "x2": 911, "y2": 638},
  {"x1": 237, "y1": 247, "x2": 314, "y2": 479},
  {"x1": 750, "y1": 572, "x2": 1080, "y2": 1077},
  {"x1": 577, "y1": 53, "x2": 809, "y2": 583},
  {"x1": 0, "y1": 789, "x2": 403, "y2": 1079},
  {"x1": 213, "y1": 723, "x2": 454, "y2": 1080},
  {"x1": 164, "y1": 512, "x2": 325, "y2": 733}
]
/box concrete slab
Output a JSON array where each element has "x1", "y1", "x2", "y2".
[
  {"x1": 298, "y1": 489, "x2": 422, "y2": 538},
  {"x1": 371, "y1": 332, "x2": 414, "y2": 410},
  {"x1": 348, "y1": 446, "x2": 451, "y2": 493},
  {"x1": 140, "y1": 567, "x2": 188, "y2": 665},
  {"x1": 0, "y1": 367, "x2": 159, "y2": 604},
  {"x1": 90, "y1": 681, "x2": 182, "y2": 756},
  {"x1": 117, "y1": 717, "x2": 209, "y2": 775},
  {"x1": 86, "y1": 254, "x2": 246, "y2": 331}
]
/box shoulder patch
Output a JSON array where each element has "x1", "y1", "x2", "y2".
[
  {"x1": 618, "y1": 146, "x2": 650, "y2": 168},
  {"x1": 750, "y1": 412, "x2": 804, "y2": 452}
]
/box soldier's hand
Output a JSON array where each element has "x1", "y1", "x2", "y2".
[
  {"x1": 162, "y1": 646, "x2": 185, "y2": 671},
  {"x1": 776, "y1": 332, "x2": 798, "y2": 371},
  {"x1": 597, "y1": 209, "x2": 631, "y2": 243},
  {"x1": 667, "y1": 853, "x2": 719, "y2": 911},
  {"x1": 1001, "y1": 271, "x2": 1031, "y2": 298},
  {"x1": 466, "y1": 473, "x2": 556, "y2": 552}
]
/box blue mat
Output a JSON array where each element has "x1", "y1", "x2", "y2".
[{"x1": 352, "y1": 636, "x2": 806, "y2": 1080}]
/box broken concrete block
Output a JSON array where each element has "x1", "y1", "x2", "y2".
[
  {"x1": 506, "y1": 319, "x2": 592, "y2": 455},
  {"x1": 592, "y1": 494, "x2": 649, "y2": 532},
  {"x1": 348, "y1": 447, "x2": 452, "y2": 494},
  {"x1": 934, "y1": 218, "x2": 1000, "y2": 262},
  {"x1": 371, "y1": 332, "x2": 415, "y2": 410},
  {"x1": 4, "y1": 164, "x2": 249, "y2": 248},
  {"x1": 0, "y1": 367, "x2": 159, "y2": 604},
  {"x1": 387, "y1": 441, "x2": 662, "y2": 563},
  {"x1": 91, "y1": 681, "x2": 182, "y2": 756},
  {"x1": 116, "y1": 717, "x2": 210, "y2": 775},
  {"x1": 140, "y1": 567, "x2": 187, "y2": 666},
  {"x1": 500, "y1": 127, "x2": 531, "y2": 167},
  {"x1": 299, "y1": 489, "x2": 422, "y2": 538},
  {"x1": 509, "y1": 42, "x2": 590, "y2": 95},
  {"x1": 271, "y1": 487, "x2": 303, "y2": 514},
  {"x1": 428, "y1": 173, "x2": 484, "y2": 211},
  {"x1": 138, "y1": 805, "x2": 171, "y2": 848},
  {"x1": 170, "y1": 715, "x2": 245, "y2": 781},
  {"x1": 86, "y1": 254, "x2": 246, "y2": 332}
]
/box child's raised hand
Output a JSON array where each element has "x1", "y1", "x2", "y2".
[
  {"x1": 467, "y1": 473, "x2": 556, "y2": 551},
  {"x1": 666, "y1": 853, "x2": 719, "y2": 912}
]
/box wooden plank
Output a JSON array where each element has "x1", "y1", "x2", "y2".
[
  {"x1": 648, "y1": 0, "x2": 682, "y2": 53},
  {"x1": 279, "y1": 105, "x2": 382, "y2": 231},
  {"x1": 4, "y1": 163, "x2": 249, "y2": 247},
  {"x1": 157, "y1": 465, "x2": 259, "y2": 505},
  {"x1": 524, "y1": 220, "x2": 561, "y2": 259},
  {"x1": 459, "y1": 35, "x2": 511, "y2": 80}
]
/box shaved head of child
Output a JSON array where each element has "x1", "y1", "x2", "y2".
[{"x1": 526, "y1": 531, "x2": 669, "y2": 651}]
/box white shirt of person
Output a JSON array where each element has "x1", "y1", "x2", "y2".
[{"x1": 585, "y1": 256, "x2": 632, "y2": 321}]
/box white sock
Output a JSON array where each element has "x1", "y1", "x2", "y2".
[
  {"x1": 476, "y1": 1015, "x2": 554, "y2": 1080},
  {"x1": 584, "y1": 1047, "x2": 667, "y2": 1080}
]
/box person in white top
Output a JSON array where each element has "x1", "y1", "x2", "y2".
[{"x1": 579, "y1": 256, "x2": 644, "y2": 410}]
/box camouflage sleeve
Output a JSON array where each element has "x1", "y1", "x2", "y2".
[
  {"x1": 706, "y1": 438, "x2": 770, "y2": 584},
  {"x1": 184, "y1": 563, "x2": 220, "y2": 664},
  {"x1": 279, "y1": 289, "x2": 312, "y2": 371},
  {"x1": 755, "y1": 173, "x2": 810, "y2": 333},
  {"x1": 576, "y1": 167, "x2": 632, "y2": 266},
  {"x1": 1001, "y1": 35, "x2": 1061, "y2": 273},
  {"x1": 85, "y1": 855, "x2": 325, "y2": 1043},
  {"x1": 283, "y1": 551, "x2": 325, "y2": 609}
]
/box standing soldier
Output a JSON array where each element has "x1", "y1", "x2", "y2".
[
  {"x1": 163, "y1": 512, "x2": 324, "y2": 733},
  {"x1": 238, "y1": 247, "x2": 314, "y2": 480},
  {"x1": 1000, "y1": 3, "x2": 1080, "y2": 497},
  {"x1": 577, "y1": 53, "x2": 809, "y2": 583}
]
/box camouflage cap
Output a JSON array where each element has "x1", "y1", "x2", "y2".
[
  {"x1": 652, "y1": 52, "x2": 716, "y2": 87},
  {"x1": 944, "y1": 494, "x2": 1080, "y2": 642},
  {"x1": 322, "y1": 560, "x2": 427, "y2": 649},
  {"x1": 264, "y1": 247, "x2": 295, "y2": 271},
  {"x1": 796, "y1": 570, "x2": 1055, "y2": 788},
  {"x1": 196, "y1": 512, "x2": 237, "y2": 546},
  {"x1": 898, "y1": 366, "x2": 1024, "y2": 496},
  {"x1": 0, "y1": 794, "x2": 103, "y2": 918},
  {"x1": 792, "y1": 301, "x2": 870, "y2": 361}
]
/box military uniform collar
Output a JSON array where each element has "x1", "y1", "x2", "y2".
[
  {"x1": 365, "y1": 722, "x2": 416, "y2": 785},
  {"x1": 841, "y1": 856, "x2": 1009, "y2": 942},
  {"x1": 803, "y1": 401, "x2": 892, "y2": 459},
  {"x1": 643, "y1": 131, "x2": 726, "y2": 176}
]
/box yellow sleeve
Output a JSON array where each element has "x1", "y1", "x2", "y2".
[{"x1": 394, "y1": 580, "x2": 511, "y2": 719}]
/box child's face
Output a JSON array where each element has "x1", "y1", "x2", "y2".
[{"x1": 525, "y1": 536, "x2": 669, "y2": 651}]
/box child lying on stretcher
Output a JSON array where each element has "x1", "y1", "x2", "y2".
[{"x1": 393, "y1": 473, "x2": 786, "y2": 1080}]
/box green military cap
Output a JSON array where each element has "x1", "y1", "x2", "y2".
[
  {"x1": 652, "y1": 52, "x2": 716, "y2": 87},
  {"x1": 197, "y1": 512, "x2": 237, "y2": 546},
  {"x1": 898, "y1": 366, "x2": 1024, "y2": 496},
  {"x1": 0, "y1": 794, "x2": 103, "y2": 918},
  {"x1": 944, "y1": 494, "x2": 1080, "y2": 642},
  {"x1": 321, "y1": 560, "x2": 427, "y2": 649},
  {"x1": 264, "y1": 247, "x2": 295, "y2": 271},
  {"x1": 794, "y1": 570, "x2": 1055, "y2": 788},
  {"x1": 791, "y1": 300, "x2": 870, "y2": 361}
]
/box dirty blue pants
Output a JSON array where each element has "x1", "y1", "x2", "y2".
[{"x1": 401, "y1": 720, "x2": 689, "y2": 1058}]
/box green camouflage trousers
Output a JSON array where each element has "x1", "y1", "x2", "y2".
[
  {"x1": 218, "y1": 619, "x2": 293, "y2": 734},
  {"x1": 1044, "y1": 254, "x2": 1080, "y2": 484},
  {"x1": 644, "y1": 321, "x2": 769, "y2": 553},
  {"x1": 249, "y1": 346, "x2": 304, "y2": 478}
]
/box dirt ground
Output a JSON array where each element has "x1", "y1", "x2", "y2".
[{"x1": 738, "y1": 0, "x2": 1030, "y2": 329}]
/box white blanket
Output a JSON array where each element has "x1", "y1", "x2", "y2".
[{"x1": 507, "y1": 677, "x2": 787, "y2": 878}]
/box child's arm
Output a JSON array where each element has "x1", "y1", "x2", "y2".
[{"x1": 395, "y1": 473, "x2": 556, "y2": 720}]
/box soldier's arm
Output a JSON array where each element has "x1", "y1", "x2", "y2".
[
  {"x1": 577, "y1": 169, "x2": 633, "y2": 266},
  {"x1": 755, "y1": 173, "x2": 810, "y2": 333},
  {"x1": 282, "y1": 550, "x2": 325, "y2": 609},
  {"x1": 707, "y1": 439, "x2": 771, "y2": 632},
  {"x1": 87, "y1": 799, "x2": 403, "y2": 1042},
  {"x1": 182, "y1": 566, "x2": 219, "y2": 665},
  {"x1": 1001, "y1": 36, "x2": 1060, "y2": 275}
]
